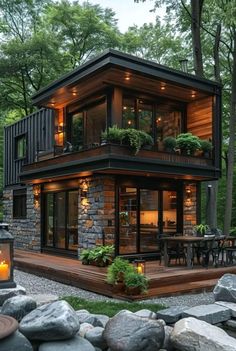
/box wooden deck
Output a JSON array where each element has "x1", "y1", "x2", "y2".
[{"x1": 14, "y1": 249, "x2": 236, "y2": 301}]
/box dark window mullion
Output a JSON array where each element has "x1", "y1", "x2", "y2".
[
  {"x1": 137, "y1": 188, "x2": 140, "y2": 253},
  {"x1": 65, "y1": 192, "x2": 69, "y2": 250},
  {"x1": 159, "y1": 191, "x2": 163, "y2": 235}
]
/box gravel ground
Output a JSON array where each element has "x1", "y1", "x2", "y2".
[{"x1": 14, "y1": 269, "x2": 215, "y2": 307}]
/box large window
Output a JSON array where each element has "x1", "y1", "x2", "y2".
[
  {"x1": 44, "y1": 190, "x2": 78, "y2": 252},
  {"x1": 15, "y1": 134, "x2": 26, "y2": 159},
  {"x1": 118, "y1": 186, "x2": 179, "y2": 255},
  {"x1": 70, "y1": 99, "x2": 106, "y2": 149},
  {"x1": 122, "y1": 95, "x2": 184, "y2": 147},
  {"x1": 13, "y1": 188, "x2": 27, "y2": 219}
]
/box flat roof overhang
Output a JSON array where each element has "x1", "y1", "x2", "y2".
[
  {"x1": 32, "y1": 49, "x2": 221, "y2": 109},
  {"x1": 19, "y1": 152, "x2": 221, "y2": 184}
]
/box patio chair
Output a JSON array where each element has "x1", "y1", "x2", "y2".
[
  {"x1": 195, "y1": 237, "x2": 223, "y2": 268},
  {"x1": 167, "y1": 242, "x2": 186, "y2": 266}
]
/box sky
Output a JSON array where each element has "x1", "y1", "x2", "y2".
[{"x1": 86, "y1": 0, "x2": 160, "y2": 32}]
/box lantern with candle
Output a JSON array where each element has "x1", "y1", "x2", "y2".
[
  {"x1": 134, "y1": 259, "x2": 146, "y2": 275},
  {"x1": 0, "y1": 223, "x2": 16, "y2": 289}
]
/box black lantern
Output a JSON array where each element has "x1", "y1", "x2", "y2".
[
  {"x1": 134, "y1": 259, "x2": 146, "y2": 274},
  {"x1": 0, "y1": 223, "x2": 16, "y2": 289}
]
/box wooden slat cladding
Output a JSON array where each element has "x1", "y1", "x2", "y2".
[
  {"x1": 187, "y1": 96, "x2": 213, "y2": 140},
  {"x1": 4, "y1": 109, "x2": 54, "y2": 187}
]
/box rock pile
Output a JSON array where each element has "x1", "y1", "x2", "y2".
[{"x1": 1, "y1": 274, "x2": 236, "y2": 350}]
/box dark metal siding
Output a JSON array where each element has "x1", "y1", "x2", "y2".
[{"x1": 4, "y1": 108, "x2": 54, "y2": 187}]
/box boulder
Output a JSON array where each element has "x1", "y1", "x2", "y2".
[
  {"x1": 171, "y1": 317, "x2": 236, "y2": 351},
  {"x1": 0, "y1": 285, "x2": 26, "y2": 306},
  {"x1": 156, "y1": 306, "x2": 188, "y2": 324},
  {"x1": 76, "y1": 311, "x2": 104, "y2": 327},
  {"x1": 92, "y1": 314, "x2": 109, "y2": 327},
  {"x1": 38, "y1": 335, "x2": 95, "y2": 351},
  {"x1": 1, "y1": 295, "x2": 37, "y2": 321},
  {"x1": 134, "y1": 309, "x2": 157, "y2": 319},
  {"x1": 215, "y1": 301, "x2": 236, "y2": 318},
  {"x1": 20, "y1": 300, "x2": 80, "y2": 341},
  {"x1": 182, "y1": 303, "x2": 231, "y2": 324},
  {"x1": 103, "y1": 310, "x2": 165, "y2": 351},
  {"x1": 85, "y1": 326, "x2": 107, "y2": 349},
  {"x1": 163, "y1": 326, "x2": 174, "y2": 351},
  {"x1": 0, "y1": 330, "x2": 33, "y2": 351},
  {"x1": 214, "y1": 274, "x2": 236, "y2": 303},
  {"x1": 79, "y1": 323, "x2": 94, "y2": 337}
]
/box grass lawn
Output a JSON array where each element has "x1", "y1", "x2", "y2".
[{"x1": 63, "y1": 296, "x2": 166, "y2": 317}]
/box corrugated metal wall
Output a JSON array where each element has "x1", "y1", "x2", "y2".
[{"x1": 4, "y1": 108, "x2": 54, "y2": 187}]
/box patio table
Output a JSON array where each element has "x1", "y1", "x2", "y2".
[{"x1": 161, "y1": 235, "x2": 225, "y2": 268}]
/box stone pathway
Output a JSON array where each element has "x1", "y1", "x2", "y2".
[{"x1": 14, "y1": 269, "x2": 215, "y2": 307}]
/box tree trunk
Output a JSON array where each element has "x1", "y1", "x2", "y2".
[
  {"x1": 223, "y1": 28, "x2": 236, "y2": 235},
  {"x1": 205, "y1": 23, "x2": 222, "y2": 229},
  {"x1": 191, "y1": 0, "x2": 204, "y2": 77}
]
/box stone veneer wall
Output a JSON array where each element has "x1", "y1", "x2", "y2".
[
  {"x1": 3, "y1": 185, "x2": 41, "y2": 251},
  {"x1": 183, "y1": 183, "x2": 197, "y2": 235},
  {"x1": 78, "y1": 175, "x2": 115, "y2": 257}
]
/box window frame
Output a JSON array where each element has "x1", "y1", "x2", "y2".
[
  {"x1": 14, "y1": 133, "x2": 27, "y2": 160},
  {"x1": 13, "y1": 188, "x2": 27, "y2": 219}
]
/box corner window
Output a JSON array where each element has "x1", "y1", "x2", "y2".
[
  {"x1": 15, "y1": 134, "x2": 26, "y2": 159},
  {"x1": 13, "y1": 188, "x2": 27, "y2": 219}
]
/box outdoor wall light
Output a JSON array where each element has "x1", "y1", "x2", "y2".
[
  {"x1": 0, "y1": 223, "x2": 16, "y2": 289},
  {"x1": 134, "y1": 259, "x2": 146, "y2": 274},
  {"x1": 185, "y1": 186, "x2": 192, "y2": 207},
  {"x1": 33, "y1": 184, "x2": 41, "y2": 208}
]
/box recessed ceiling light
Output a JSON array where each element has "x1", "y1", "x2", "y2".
[
  {"x1": 125, "y1": 75, "x2": 130, "y2": 81},
  {"x1": 72, "y1": 91, "x2": 77, "y2": 96}
]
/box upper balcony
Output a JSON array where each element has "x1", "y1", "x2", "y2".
[{"x1": 19, "y1": 50, "x2": 221, "y2": 183}]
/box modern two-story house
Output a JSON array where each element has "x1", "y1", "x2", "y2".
[{"x1": 3, "y1": 49, "x2": 221, "y2": 259}]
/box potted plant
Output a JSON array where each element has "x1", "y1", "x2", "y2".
[
  {"x1": 91, "y1": 245, "x2": 115, "y2": 267},
  {"x1": 194, "y1": 224, "x2": 210, "y2": 237},
  {"x1": 124, "y1": 271, "x2": 149, "y2": 295},
  {"x1": 107, "y1": 257, "x2": 135, "y2": 292},
  {"x1": 199, "y1": 139, "x2": 213, "y2": 158},
  {"x1": 80, "y1": 249, "x2": 91, "y2": 265},
  {"x1": 101, "y1": 126, "x2": 123, "y2": 145},
  {"x1": 163, "y1": 136, "x2": 177, "y2": 153},
  {"x1": 80, "y1": 245, "x2": 114, "y2": 266},
  {"x1": 176, "y1": 133, "x2": 201, "y2": 156},
  {"x1": 139, "y1": 131, "x2": 154, "y2": 150}
]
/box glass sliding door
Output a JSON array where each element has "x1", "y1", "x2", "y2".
[
  {"x1": 44, "y1": 190, "x2": 78, "y2": 252},
  {"x1": 45, "y1": 193, "x2": 54, "y2": 247},
  {"x1": 140, "y1": 189, "x2": 159, "y2": 253},
  {"x1": 118, "y1": 186, "x2": 179, "y2": 255},
  {"x1": 119, "y1": 187, "x2": 137, "y2": 254},
  {"x1": 68, "y1": 191, "x2": 78, "y2": 250},
  {"x1": 162, "y1": 191, "x2": 177, "y2": 234},
  {"x1": 54, "y1": 192, "x2": 66, "y2": 249}
]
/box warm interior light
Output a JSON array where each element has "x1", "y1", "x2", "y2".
[
  {"x1": 51, "y1": 102, "x2": 55, "y2": 107},
  {"x1": 0, "y1": 260, "x2": 9, "y2": 280},
  {"x1": 191, "y1": 91, "x2": 196, "y2": 98},
  {"x1": 72, "y1": 91, "x2": 77, "y2": 96},
  {"x1": 123, "y1": 106, "x2": 127, "y2": 110},
  {"x1": 128, "y1": 120, "x2": 132, "y2": 125},
  {"x1": 161, "y1": 85, "x2": 166, "y2": 91},
  {"x1": 156, "y1": 117, "x2": 162, "y2": 123},
  {"x1": 125, "y1": 76, "x2": 130, "y2": 81}
]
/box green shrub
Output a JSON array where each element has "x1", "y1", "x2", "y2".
[
  {"x1": 124, "y1": 271, "x2": 149, "y2": 294},
  {"x1": 107, "y1": 257, "x2": 135, "y2": 284},
  {"x1": 80, "y1": 245, "x2": 115, "y2": 266},
  {"x1": 163, "y1": 136, "x2": 176, "y2": 151},
  {"x1": 101, "y1": 126, "x2": 153, "y2": 155},
  {"x1": 176, "y1": 133, "x2": 201, "y2": 155},
  {"x1": 199, "y1": 139, "x2": 213, "y2": 153}
]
